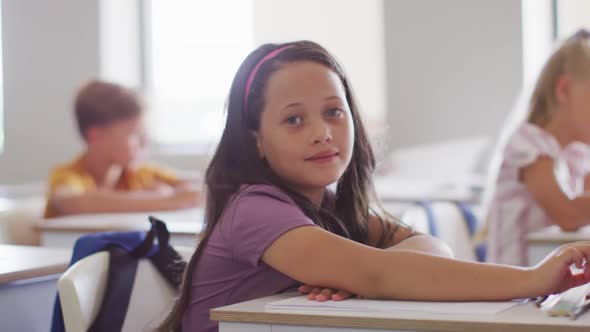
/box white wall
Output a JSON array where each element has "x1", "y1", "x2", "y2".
[
  {"x1": 557, "y1": 0, "x2": 590, "y2": 37},
  {"x1": 253, "y1": 0, "x2": 386, "y2": 129},
  {"x1": 0, "y1": 0, "x2": 99, "y2": 184},
  {"x1": 99, "y1": 0, "x2": 141, "y2": 88},
  {"x1": 383, "y1": 0, "x2": 524, "y2": 150},
  {"x1": 522, "y1": 0, "x2": 554, "y2": 86}
]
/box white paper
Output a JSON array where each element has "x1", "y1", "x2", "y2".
[{"x1": 266, "y1": 296, "x2": 519, "y2": 316}]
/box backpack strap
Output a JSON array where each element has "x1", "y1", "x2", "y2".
[
  {"x1": 129, "y1": 218, "x2": 158, "y2": 258},
  {"x1": 147, "y1": 216, "x2": 187, "y2": 288},
  {"x1": 88, "y1": 246, "x2": 139, "y2": 332}
]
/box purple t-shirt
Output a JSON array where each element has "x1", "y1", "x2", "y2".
[{"x1": 181, "y1": 184, "x2": 317, "y2": 332}]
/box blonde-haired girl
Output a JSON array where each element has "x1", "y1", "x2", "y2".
[{"x1": 488, "y1": 29, "x2": 590, "y2": 266}]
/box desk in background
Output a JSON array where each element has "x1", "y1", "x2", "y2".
[
  {"x1": 211, "y1": 292, "x2": 590, "y2": 332},
  {"x1": 0, "y1": 197, "x2": 18, "y2": 243},
  {"x1": 373, "y1": 175, "x2": 482, "y2": 204},
  {"x1": 527, "y1": 225, "x2": 590, "y2": 265},
  {"x1": 36, "y1": 208, "x2": 204, "y2": 248},
  {"x1": 0, "y1": 245, "x2": 71, "y2": 331}
]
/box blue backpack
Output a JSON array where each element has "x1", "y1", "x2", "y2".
[{"x1": 51, "y1": 216, "x2": 187, "y2": 332}]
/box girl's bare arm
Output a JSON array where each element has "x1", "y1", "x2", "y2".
[{"x1": 264, "y1": 226, "x2": 590, "y2": 301}]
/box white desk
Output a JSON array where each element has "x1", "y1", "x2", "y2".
[
  {"x1": 527, "y1": 225, "x2": 590, "y2": 265},
  {"x1": 36, "y1": 208, "x2": 204, "y2": 248},
  {"x1": 374, "y1": 175, "x2": 482, "y2": 204},
  {"x1": 211, "y1": 292, "x2": 590, "y2": 332},
  {"x1": 0, "y1": 245, "x2": 71, "y2": 331},
  {"x1": 0, "y1": 197, "x2": 19, "y2": 244}
]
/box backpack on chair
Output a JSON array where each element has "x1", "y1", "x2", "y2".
[{"x1": 53, "y1": 217, "x2": 188, "y2": 332}]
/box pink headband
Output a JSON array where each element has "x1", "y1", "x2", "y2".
[{"x1": 244, "y1": 46, "x2": 293, "y2": 113}]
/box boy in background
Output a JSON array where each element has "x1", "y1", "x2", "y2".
[{"x1": 44, "y1": 80, "x2": 201, "y2": 218}]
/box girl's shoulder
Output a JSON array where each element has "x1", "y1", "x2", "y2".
[
  {"x1": 502, "y1": 123, "x2": 561, "y2": 165},
  {"x1": 511, "y1": 123, "x2": 559, "y2": 150},
  {"x1": 233, "y1": 184, "x2": 296, "y2": 205},
  {"x1": 220, "y1": 184, "x2": 315, "y2": 265},
  {"x1": 223, "y1": 184, "x2": 306, "y2": 224}
]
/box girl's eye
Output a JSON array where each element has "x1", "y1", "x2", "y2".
[
  {"x1": 326, "y1": 108, "x2": 343, "y2": 118},
  {"x1": 286, "y1": 115, "x2": 302, "y2": 125}
]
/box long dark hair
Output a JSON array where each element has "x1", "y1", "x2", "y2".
[{"x1": 159, "y1": 40, "x2": 391, "y2": 331}]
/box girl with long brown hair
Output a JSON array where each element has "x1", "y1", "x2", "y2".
[{"x1": 162, "y1": 41, "x2": 590, "y2": 332}]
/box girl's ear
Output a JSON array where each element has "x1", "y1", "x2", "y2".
[
  {"x1": 555, "y1": 75, "x2": 572, "y2": 106},
  {"x1": 252, "y1": 131, "x2": 265, "y2": 159}
]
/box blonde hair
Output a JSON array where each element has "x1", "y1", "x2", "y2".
[{"x1": 528, "y1": 29, "x2": 590, "y2": 126}]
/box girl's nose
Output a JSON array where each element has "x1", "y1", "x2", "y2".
[{"x1": 311, "y1": 121, "x2": 333, "y2": 145}]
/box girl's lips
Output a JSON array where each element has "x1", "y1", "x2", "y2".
[{"x1": 305, "y1": 152, "x2": 339, "y2": 163}]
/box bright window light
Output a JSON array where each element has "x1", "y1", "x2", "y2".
[{"x1": 145, "y1": 0, "x2": 254, "y2": 148}]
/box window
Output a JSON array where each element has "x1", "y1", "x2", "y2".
[{"x1": 143, "y1": 0, "x2": 254, "y2": 150}]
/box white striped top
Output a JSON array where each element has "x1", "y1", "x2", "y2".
[{"x1": 487, "y1": 123, "x2": 590, "y2": 266}]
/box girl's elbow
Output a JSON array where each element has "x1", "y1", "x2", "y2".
[
  {"x1": 553, "y1": 215, "x2": 583, "y2": 232},
  {"x1": 549, "y1": 205, "x2": 585, "y2": 231},
  {"x1": 554, "y1": 213, "x2": 588, "y2": 232},
  {"x1": 557, "y1": 221, "x2": 581, "y2": 232}
]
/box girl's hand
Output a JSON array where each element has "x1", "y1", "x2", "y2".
[
  {"x1": 298, "y1": 284, "x2": 355, "y2": 302},
  {"x1": 532, "y1": 242, "x2": 590, "y2": 295}
]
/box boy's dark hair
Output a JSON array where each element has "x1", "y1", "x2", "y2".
[{"x1": 74, "y1": 80, "x2": 142, "y2": 140}]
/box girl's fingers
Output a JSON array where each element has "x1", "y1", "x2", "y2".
[
  {"x1": 562, "y1": 247, "x2": 584, "y2": 269},
  {"x1": 332, "y1": 290, "x2": 352, "y2": 301},
  {"x1": 297, "y1": 285, "x2": 310, "y2": 294},
  {"x1": 307, "y1": 287, "x2": 322, "y2": 300},
  {"x1": 574, "y1": 243, "x2": 590, "y2": 267},
  {"x1": 568, "y1": 273, "x2": 589, "y2": 289},
  {"x1": 316, "y1": 288, "x2": 335, "y2": 302},
  {"x1": 300, "y1": 285, "x2": 354, "y2": 302},
  {"x1": 565, "y1": 242, "x2": 590, "y2": 262},
  {"x1": 298, "y1": 284, "x2": 313, "y2": 294}
]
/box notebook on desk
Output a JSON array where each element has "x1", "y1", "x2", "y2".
[
  {"x1": 540, "y1": 284, "x2": 590, "y2": 319},
  {"x1": 266, "y1": 295, "x2": 519, "y2": 316}
]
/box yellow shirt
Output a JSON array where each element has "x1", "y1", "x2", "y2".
[{"x1": 44, "y1": 156, "x2": 177, "y2": 218}]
